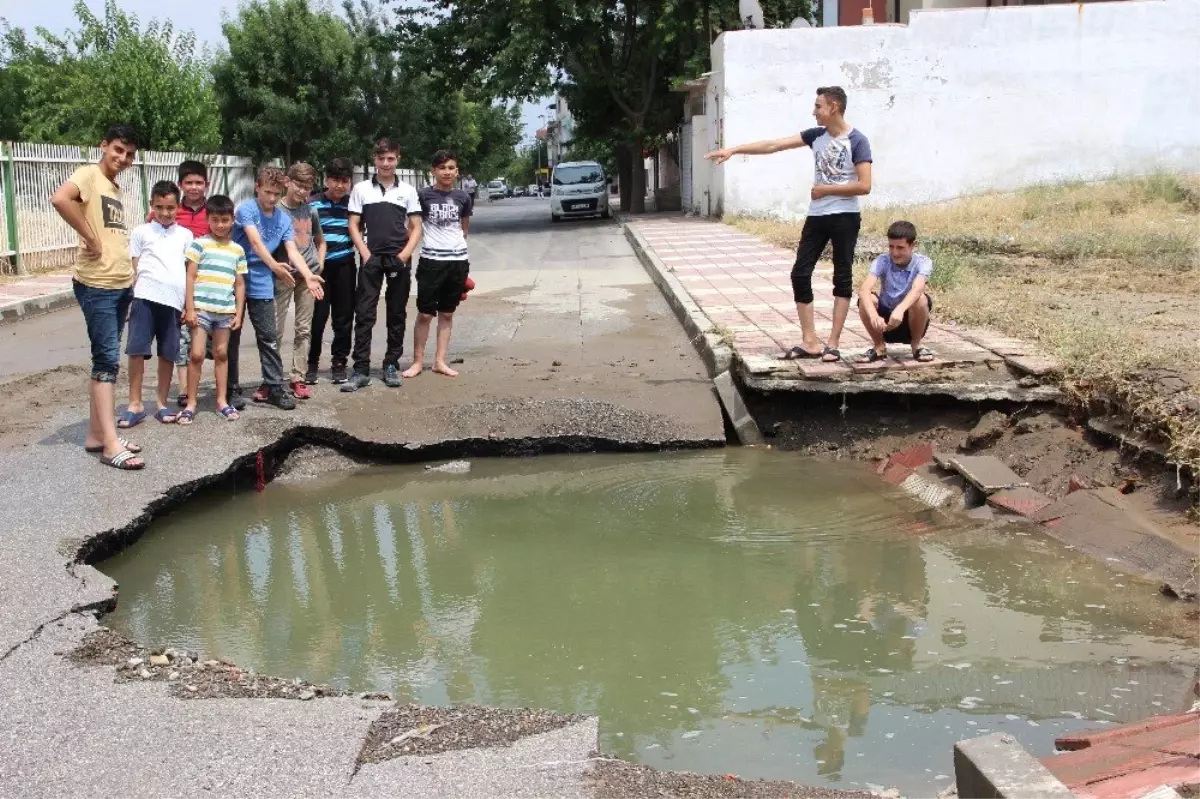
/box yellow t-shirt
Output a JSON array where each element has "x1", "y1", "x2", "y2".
[{"x1": 68, "y1": 164, "x2": 133, "y2": 289}]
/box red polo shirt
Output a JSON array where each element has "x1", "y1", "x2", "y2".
[{"x1": 147, "y1": 200, "x2": 208, "y2": 237}]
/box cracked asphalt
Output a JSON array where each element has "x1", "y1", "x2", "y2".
[{"x1": 0, "y1": 200, "x2": 725, "y2": 797}]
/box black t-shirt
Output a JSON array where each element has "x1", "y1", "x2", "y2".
[
  {"x1": 348, "y1": 177, "x2": 422, "y2": 256},
  {"x1": 418, "y1": 186, "x2": 473, "y2": 261}
]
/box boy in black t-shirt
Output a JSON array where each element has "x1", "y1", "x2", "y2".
[{"x1": 402, "y1": 150, "x2": 473, "y2": 378}]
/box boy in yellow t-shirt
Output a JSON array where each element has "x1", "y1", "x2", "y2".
[{"x1": 50, "y1": 123, "x2": 144, "y2": 470}]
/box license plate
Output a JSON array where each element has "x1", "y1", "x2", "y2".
[{"x1": 568, "y1": 202, "x2": 590, "y2": 211}]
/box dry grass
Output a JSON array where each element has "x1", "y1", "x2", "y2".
[{"x1": 731, "y1": 175, "x2": 1200, "y2": 480}]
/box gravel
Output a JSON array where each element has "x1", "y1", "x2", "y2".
[
  {"x1": 585, "y1": 757, "x2": 883, "y2": 798},
  {"x1": 69, "y1": 628, "x2": 345, "y2": 700},
  {"x1": 359, "y1": 704, "x2": 587, "y2": 763},
  {"x1": 422, "y1": 398, "x2": 687, "y2": 443}
]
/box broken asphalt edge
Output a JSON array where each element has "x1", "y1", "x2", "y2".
[{"x1": 617, "y1": 215, "x2": 733, "y2": 379}]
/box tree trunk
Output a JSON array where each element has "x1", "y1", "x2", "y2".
[
  {"x1": 628, "y1": 138, "x2": 646, "y2": 214},
  {"x1": 617, "y1": 146, "x2": 633, "y2": 212}
]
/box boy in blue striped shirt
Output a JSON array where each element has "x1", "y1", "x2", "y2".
[{"x1": 306, "y1": 157, "x2": 356, "y2": 384}]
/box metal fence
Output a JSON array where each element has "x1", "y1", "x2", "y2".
[{"x1": 0, "y1": 142, "x2": 432, "y2": 275}]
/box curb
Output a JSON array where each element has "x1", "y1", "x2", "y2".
[
  {"x1": 617, "y1": 214, "x2": 733, "y2": 378},
  {"x1": 0, "y1": 288, "x2": 77, "y2": 326}
]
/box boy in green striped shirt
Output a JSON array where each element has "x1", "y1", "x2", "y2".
[{"x1": 181, "y1": 195, "x2": 247, "y2": 423}]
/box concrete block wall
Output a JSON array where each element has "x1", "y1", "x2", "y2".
[{"x1": 710, "y1": 0, "x2": 1200, "y2": 219}]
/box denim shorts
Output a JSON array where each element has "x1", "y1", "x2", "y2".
[
  {"x1": 197, "y1": 311, "x2": 236, "y2": 332},
  {"x1": 73, "y1": 280, "x2": 133, "y2": 383},
  {"x1": 126, "y1": 298, "x2": 181, "y2": 362},
  {"x1": 176, "y1": 323, "x2": 191, "y2": 367}
]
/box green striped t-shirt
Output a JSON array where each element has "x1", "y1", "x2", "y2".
[{"x1": 186, "y1": 237, "x2": 247, "y2": 314}]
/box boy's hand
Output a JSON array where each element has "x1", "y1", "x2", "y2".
[
  {"x1": 305, "y1": 274, "x2": 325, "y2": 301},
  {"x1": 869, "y1": 313, "x2": 888, "y2": 333},
  {"x1": 271, "y1": 261, "x2": 296, "y2": 287},
  {"x1": 356, "y1": 244, "x2": 371, "y2": 263},
  {"x1": 81, "y1": 235, "x2": 102, "y2": 259},
  {"x1": 886, "y1": 312, "x2": 904, "y2": 331},
  {"x1": 704, "y1": 148, "x2": 733, "y2": 165},
  {"x1": 231, "y1": 313, "x2": 242, "y2": 331},
  {"x1": 810, "y1": 185, "x2": 828, "y2": 201},
  {"x1": 183, "y1": 308, "x2": 197, "y2": 329}
]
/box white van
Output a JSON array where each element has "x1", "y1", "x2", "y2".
[{"x1": 550, "y1": 161, "x2": 610, "y2": 222}]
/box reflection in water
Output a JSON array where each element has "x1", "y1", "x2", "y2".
[{"x1": 101, "y1": 450, "x2": 1195, "y2": 795}]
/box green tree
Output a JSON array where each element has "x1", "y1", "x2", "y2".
[
  {"x1": 1, "y1": 1, "x2": 220, "y2": 150},
  {"x1": 213, "y1": 0, "x2": 359, "y2": 165}
]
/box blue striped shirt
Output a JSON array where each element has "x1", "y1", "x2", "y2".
[{"x1": 310, "y1": 192, "x2": 354, "y2": 264}]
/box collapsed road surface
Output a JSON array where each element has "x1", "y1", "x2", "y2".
[{"x1": 0, "y1": 197, "x2": 733, "y2": 798}]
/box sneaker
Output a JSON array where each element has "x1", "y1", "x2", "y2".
[
  {"x1": 331, "y1": 365, "x2": 349, "y2": 384},
  {"x1": 303, "y1": 367, "x2": 319, "y2": 386},
  {"x1": 266, "y1": 386, "x2": 296, "y2": 410},
  {"x1": 252, "y1": 384, "x2": 269, "y2": 403},
  {"x1": 383, "y1": 364, "x2": 402, "y2": 388},
  {"x1": 340, "y1": 372, "x2": 371, "y2": 393},
  {"x1": 290, "y1": 380, "x2": 313, "y2": 400},
  {"x1": 230, "y1": 389, "x2": 247, "y2": 411}
]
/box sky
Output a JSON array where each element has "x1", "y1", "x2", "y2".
[{"x1": 3, "y1": 0, "x2": 551, "y2": 141}]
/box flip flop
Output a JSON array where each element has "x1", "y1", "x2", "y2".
[
  {"x1": 854, "y1": 348, "x2": 887, "y2": 364},
  {"x1": 781, "y1": 345, "x2": 824, "y2": 360},
  {"x1": 913, "y1": 346, "x2": 936, "y2": 363},
  {"x1": 156, "y1": 407, "x2": 179, "y2": 424},
  {"x1": 218, "y1": 405, "x2": 240, "y2": 421},
  {"x1": 177, "y1": 409, "x2": 196, "y2": 426},
  {"x1": 85, "y1": 437, "x2": 142, "y2": 454},
  {"x1": 820, "y1": 347, "x2": 842, "y2": 363},
  {"x1": 117, "y1": 409, "x2": 147, "y2": 429},
  {"x1": 101, "y1": 450, "x2": 145, "y2": 471}
]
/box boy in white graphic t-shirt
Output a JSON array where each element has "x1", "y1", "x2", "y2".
[
  {"x1": 706, "y1": 85, "x2": 872, "y2": 364},
  {"x1": 402, "y1": 150, "x2": 474, "y2": 378}
]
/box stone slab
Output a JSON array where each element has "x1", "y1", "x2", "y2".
[
  {"x1": 987, "y1": 486, "x2": 1054, "y2": 518},
  {"x1": 1006, "y1": 355, "x2": 1062, "y2": 377},
  {"x1": 713, "y1": 370, "x2": 763, "y2": 445},
  {"x1": 954, "y1": 732, "x2": 1075, "y2": 799},
  {"x1": 947, "y1": 455, "x2": 1030, "y2": 493}
]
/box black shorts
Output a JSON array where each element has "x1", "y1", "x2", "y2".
[
  {"x1": 126, "y1": 298, "x2": 181, "y2": 361},
  {"x1": 415, "y1": 258, "x2": 470, "y2": 315},
  {"x1": 875, "y1": 293, "x2": 933, "y2": 344}
]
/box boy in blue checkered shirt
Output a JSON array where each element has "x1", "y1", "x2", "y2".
[{"x1": 305, "y1": 157, "x2": 357, "y2": 384}]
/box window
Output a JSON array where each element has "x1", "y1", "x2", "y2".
[{"x1": 553, "y1": 165, "x2": 604, "y2": 186}]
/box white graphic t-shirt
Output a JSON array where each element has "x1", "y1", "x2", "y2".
[
  {"x1": 418, "y1": 186, "x2": 473, "y2": 261},
  {"x1": 801, "y1": 127, "x2": 873, "y2": 216}
]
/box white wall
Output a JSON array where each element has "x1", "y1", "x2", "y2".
[
  {"x1": 690, "y1": 115, "x2": 713, "y2": 215},
  {"x1": 710, "y1": 0, "x2": 1200, "y2": 219}
]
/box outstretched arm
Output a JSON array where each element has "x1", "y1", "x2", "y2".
[{"x1": 705, "y1": 134, "x2": 808, "y2": 165}]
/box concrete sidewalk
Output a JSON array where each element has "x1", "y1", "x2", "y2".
[
  {"x1": 0, "y1": 271, "x2": 75, "y2": 324},
  {"x1": 623, "y1": 215, "x2": 1061, "y2": 401}
]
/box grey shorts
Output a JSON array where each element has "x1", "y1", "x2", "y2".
[{"x1": 197, "y1": 311, "x2": 236, "y2": 332}]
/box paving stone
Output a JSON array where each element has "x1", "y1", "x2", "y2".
[
  {"x1": 987, "y1": 486, "x2": 1054, "y2": 518},
  {"x1": 795, "y1": 359, "x2": 851, "y2": 379},
  {"x1": 1006, "y1": 355, "x2": 1062, "y2": 377},
  {"x1": 947, "y1": 455, "x2": 1030, "y2": 493},
  {"x1": 890, "y1": 443, "x2": 936, "y2": 470}
]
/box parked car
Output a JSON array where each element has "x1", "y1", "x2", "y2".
[
  {"x1": 514, "y1": 185, "x2": 527, "y2": 197},
  {"x1": 527, "y1": 184, "x2": 540, "y2": 197},
  {"x1": 550, "y1": 161, "x2": 610, "y2": 222},
  {"x1": 487, "y1": 180, "x2": 506, "y2": 200}
]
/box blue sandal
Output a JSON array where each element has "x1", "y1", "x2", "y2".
[
  {"x1": 155, "y1": 408, "x2": 179, "y2": 424},
  {"x1": 218, "y1": 405, "x2": 240, "y2": 421},
  {"x1": 117, "y1": 409, "x2": 147, "y2": 429}
]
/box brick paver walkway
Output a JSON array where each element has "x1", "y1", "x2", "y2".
[{"x1": 628, "y1": 216, "x2": 1057, "y2": 386}]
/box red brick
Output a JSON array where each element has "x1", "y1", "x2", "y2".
[
  {"x1": 987, "y1": 486, "x2": 1054, "y2": 517},
  {"x1": 880, "y1": 461, "x2": 914, "y2": 486},
  {"x1": 889, "y1": 443, "x2": 935, "y2": 470}
]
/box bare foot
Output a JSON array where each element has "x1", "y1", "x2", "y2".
[
  {"x1": 401, "y1": 363, "x2": 424, "y2": 378},
  {"x1": 432, "y1": 362, "x2": 459, "y2": 377}
]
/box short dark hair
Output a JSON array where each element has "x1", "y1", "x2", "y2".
[
  {"x1": 205, "y1": 194, "x2": 235, "y2": 217},
  {"x1": 431, "y1": 150, "x2": 457, "y2": 168},
  {"x1": 887, "y1": 220, "x2": 918, "y2": 243},
  {"x1": 325, "y1": 156, "x2": 353, "y2": 180},
  {"x1": 816, "y1": 86, "x2": 848, "y2": 114},
  {"x1": 373, "y1": 138, "x2": 400, "y2": 157},
  {"x1": 102, "y1": 123, "x2": 140, "y2": 148},
  {"x1": 150, "y1": 180, "x2": 180, "y2": 202},
  {"x1": 178, "y1": 160, "x2": 208, "y2": 183}
]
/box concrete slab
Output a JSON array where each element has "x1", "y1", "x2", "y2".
[
  {"x1": 987, "y1": 486, "x2": 1054, "y2": 518},
  {"x1": 713, "y1": 370, "x2": 763, "y2": 445},
  {"x1": 947, "y1": 455, "x2": 1030, "y2": 493},
  {"x1": 954, "y1": 732, "x2": 1075, "y2": 798}
]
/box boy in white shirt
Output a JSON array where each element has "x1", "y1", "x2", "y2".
[{"x1": 120, "y1": 181, "x2": 193, "y2": 426}]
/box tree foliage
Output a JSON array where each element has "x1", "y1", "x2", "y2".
[{"x1": 0, "y1": 0, "x2": 220, "y2": 150}]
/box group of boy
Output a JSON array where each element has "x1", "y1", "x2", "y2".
[
  {"x1": 54, "y1": 127, "x2": 473, "y2": 471},
  {"x1": 706, "y1": 85, "x2": 936, "y2": 366}
]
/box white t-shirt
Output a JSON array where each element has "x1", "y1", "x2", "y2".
[{"x1": 130, "y1": 221, "x2": 193, "y2": 310}]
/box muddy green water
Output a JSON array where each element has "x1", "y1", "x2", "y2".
[{"x1": 101, "y1": 450, "x2": 1195, "y2": 795}]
